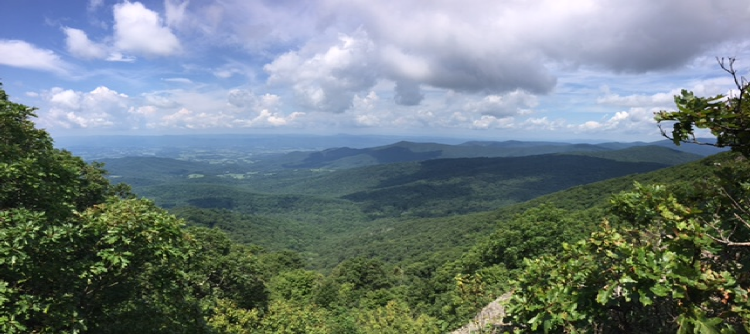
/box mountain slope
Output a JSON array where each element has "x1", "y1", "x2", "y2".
[
  {"x1": 313, "y1": 152, "x2": 731, "y2": 268},
  {"x1": 251, "y1": 139, "x2": 714, "y2": 170},
  {"x1": 568, "y1": 145, "x2": 702, "y2": 165}
]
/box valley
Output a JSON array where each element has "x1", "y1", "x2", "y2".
[
  {"x1": 12, "y1": 114, "x2": 742, "y2": 332},
  {"x1": 82, "y1": 136, "x2": 719, "y2": 270}
]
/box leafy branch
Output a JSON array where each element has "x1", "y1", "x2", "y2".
[{"x1": 656, "y1": 57, "x2": 750, "y2": 157}]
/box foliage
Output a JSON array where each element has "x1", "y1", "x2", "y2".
[
  {"x1": 656, "y1": 57, "x2": 750, "y2": 157},
  {"x1": 463, "y1": 205, "x2": 591, "y2": 271},
  {"x1": 186, "y1": 227, "x2": 269, "y2": 311},
  {"x1": 0, "y1": 198, "x2": 207, "y2": 333},
  {"x1": 507, "y1": 182, "x2": 750, "y2": 332},
  {"x1": 0, "y1": 85, "x2": 129, "y2": 219},
  {"x1": 356, "y1": 300, "x2": 441, "y2": 334},
  {"x1": 0, "y1": 85, "x2": 274, "y2": 333},
  {"x1": 505, "y1": 62, "x2": 750, "y2": 333},
  {"x1": 258, "y1": 300, "x2": 332, "y2": 334},
  {"x1": 268, "y1": 269, "x2": 323, "y2": 304},
  {"x1": 5, "y1": 78, "x2": 743, "y2": 333}
]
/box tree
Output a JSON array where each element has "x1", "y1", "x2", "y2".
[
  {"x1": 186, "y1": 227, "x2": 269, "y2": 311},
  {"x1": 0, "y1": 83, "x2": 273, "y2": 333},
  {"x1": 506, "y1": 183, "x2": 749, "y2": 333},
  {"x1": 505, "y1": 61, "x2": 750, "y2": 332},
  {"x1": 656, "y1": 57, "x2": 750, "y2": 157}
]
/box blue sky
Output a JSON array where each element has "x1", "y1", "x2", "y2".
[{"x1": 2, "y1": 0, "x2": 749, "y2": 142}]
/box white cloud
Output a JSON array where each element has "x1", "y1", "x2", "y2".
[
  {"x1": 597, "y1": 92, "x2": 674, "y2": 108},
  {"x1": 472, "y1": 115, "x2": 515, "y2": 130},
  {"x1": 573, "y1": 107, "x2": 657, "y2": 133},
  {"x1": 49, "y1": 89, "x2": 81, "y2": 109},
  {"x1": 36, "y1": 87, "x2": 301, "y2": 131},
  {"x1": 164, "y1": 0, "x2": 189, "y2": 28},
  {"x1": 353, "y1": 91, "x2": 379, "y2": 112},
  {"x1": 63, "y1": 27, "x2": 107, "y2": 59},
  {"x1": 63, "y1": 2, "x2": 181, "y2": 61},
  {"x1": 233, "y1": 109, "x2": 304, "y2": 127},
  {"x1": 0, "y1": 40, "x2": 70, "y2": 74},
  {"x1": 463, "y1": 91, "x2": 539, "y2": 117},
  {"x1": 38, "y1": 86, "x2": 131, "y2": 129},
  {"x1": 596, "y1": 77, "x2": 737, "y2": 110},
  {"x1": 521, "y1": 117, "x2": 566, "y2": 131},
  {"x1": 163, "y1": 77, "x2": 193, "y2": 84},
  {"x1": 259, "y1": 0, "x2": 748, "y2": 103},
  {"x1": 213, "y1": 63, "x2": 247, "y2": 79},
  {"x1": 380, "y1": 46, "x2": 431, "y2": 81},
  {"x1": 113, "y1": 1, "x2": 181, "y2": 57},
  {"x1": 171, "y1": 0, "x2": 320, "y2": 52},
  {"x1": 265, "y1": 30, "x2": 377, "y2": 112},
  {"x1": 106, "y1": 52, "x2": 137, "y2": 62},
  {"x1": 9, "y1": 0, "x2": 750, "y2": 140}
]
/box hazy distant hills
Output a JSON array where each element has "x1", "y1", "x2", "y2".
[
  {"x1": 334, "y1": 154, "x2": 673, "y2": 217},
  {"x1": 94, "y1": 138, "x2": 728, "y2": 268},
  {"x1": 257, "y1": 139, "x2": 715, "y2": 171},
  {"x1": 101, "y1": 144, "x2": 705, "y2": 219},
  {"x1": 57, "y1": 134, "x2": 726, "y2": 162}
]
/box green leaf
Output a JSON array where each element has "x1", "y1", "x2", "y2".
[{"x1": 639, "y1": 293, "x2": 653, "y2": 306}]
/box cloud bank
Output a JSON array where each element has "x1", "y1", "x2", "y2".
[{"x1": 2, "y1": 0, "x2": 749, "y2": 140}]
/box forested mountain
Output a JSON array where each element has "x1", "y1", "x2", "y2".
[
  {"x1": 4, "y1": 77, "x2": 750, "y2": 333},
  {"x1": 246, "y1": 139, "x2": 714, "y2": 171},
  {"x1": 102, "y1": 145, "x2": 698, "y2": 197},
  {"x1": 92, "y1": 145, "x2": 695, "y2": 270}
]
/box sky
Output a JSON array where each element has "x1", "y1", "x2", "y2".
[{"x1": 2, "y1": 0, "x2": 750, "y2": 142}]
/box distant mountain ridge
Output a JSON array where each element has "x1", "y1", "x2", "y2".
[
  {"x1": 101, "y1": 145, "x2": 706, "y2": 221},
  {"x1": 266, "y1": 139, "x2": 718, "y2": 170},
  {"x1": 56, "y1": 134, "x2": 726, "y2": 163}
]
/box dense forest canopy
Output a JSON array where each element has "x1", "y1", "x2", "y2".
[
  {"x1": 504, "y1": 59, "x2": 750, "y2": 333},
  {"x1": 1, "y1": 60, "x2": 749, "y2": 333}
]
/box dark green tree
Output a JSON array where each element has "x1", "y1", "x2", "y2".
[
  {"x1": 505, "y1": 61, "x2": 750, "y2": 333},
  {"x1": 656, "y1": 57, "x2": 750, "y2": 157},
  {"x1": 0, "y1": 84, "x2": 268, "y2": 333}
]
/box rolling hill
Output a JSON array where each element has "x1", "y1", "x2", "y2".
[
  {"x1": 248, "y1": 138, "x2": 714, "y2": 170},
  {"x1": 96, "y1": 144, "x2": 714, "y2": 269}
]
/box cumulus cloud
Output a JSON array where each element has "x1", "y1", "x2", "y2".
[
  {"x1": 265, "y1": 30, "x2": 377, "y2": 112},
  {"x1": 463, "y1": 90, "x2": 539, "y2": 117},
  {"x1": 32, "y1": 84, "x2": 307, "y2": 132},
  {"x1": 62, "y1": 1, "x2": 181, "y2": 61},
  {"x1": 574, "y1": 107, "x2": 657, "y2": 133},
  {"x1": 63, "y1": 27, "x2": 107, "y2": 59},
  {"x1": 227, "y1": 89, "x2": 254, "y2": 108},
  {"x1": 353, "y1": 91, "x2": 379, "y2": 111},
  {"x1": 113, "y1": 1, "x2": 181, "y2": 57},
  {"x1": 533, "y1": 1, "x2": 747, "y2": 72},
  {"x1": 39, "y1": 86, "x2": 130, "y2": 129},
  {"x1": 343, "y1": 0, "x2": 749, "y2": 73},
  {"x1": 0, "y1": 40, "x2": 70, "y2": 74},
  {"x1": 596, "y1": 76, "x2": 738, "y2": 110},
  {"x1": 12, "y1": 0, "x2": 750, "y2": 138},
  {"x1": 267, "y1": 0, "x2": 747, "y2": 109},
  {"x1": 472, "y1": 115, "x2": 515, "y2": 130},
  {"x1": 133, "y1": 0, "x2": 750, "y2": 117}
]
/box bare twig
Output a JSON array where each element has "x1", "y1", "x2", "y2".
[{"x1": 704, "y1": 186, "x2": 750, "y2": 247}]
